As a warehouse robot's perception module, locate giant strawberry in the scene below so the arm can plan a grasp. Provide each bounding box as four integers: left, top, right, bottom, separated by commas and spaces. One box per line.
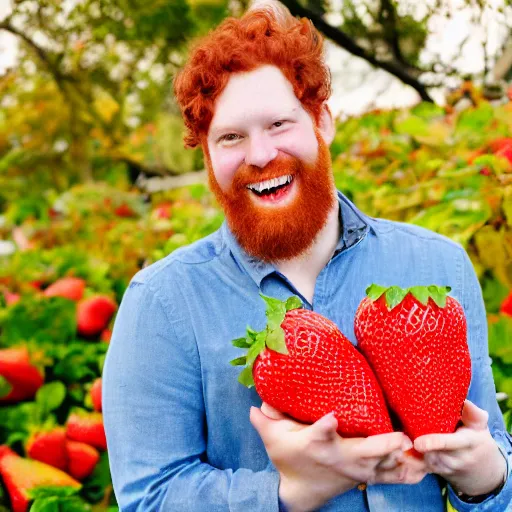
231, 295, 393, 437
354, 284, 471, 440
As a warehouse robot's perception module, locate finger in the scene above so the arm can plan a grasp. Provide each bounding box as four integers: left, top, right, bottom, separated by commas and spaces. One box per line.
414, 432, 473, 453
376, 449, 405, 470
261, 402, 288, 420
307, 412, 339, 442
461, 400, 488, 430
357, 432, 412, 458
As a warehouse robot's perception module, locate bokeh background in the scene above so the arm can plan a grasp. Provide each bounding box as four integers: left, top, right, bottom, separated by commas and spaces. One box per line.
1, 0, 512, 510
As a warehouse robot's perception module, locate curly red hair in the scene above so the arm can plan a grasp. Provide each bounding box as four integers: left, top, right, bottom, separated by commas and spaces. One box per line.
173, 6, 331, 148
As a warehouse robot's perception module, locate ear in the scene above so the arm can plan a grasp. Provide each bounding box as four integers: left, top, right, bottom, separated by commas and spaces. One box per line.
316, 103, 335, 146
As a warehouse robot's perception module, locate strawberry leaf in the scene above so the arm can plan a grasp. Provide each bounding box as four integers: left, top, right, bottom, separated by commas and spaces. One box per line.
0, 375, 12, 399
385, 286, 408, 310
36, 382, 66, 418
230, 356, 247, 366
428, 285, 450, 307
285, 296, 302, 311
260, 294, 286, 330
409, 286, 429, 305
266, 327, 288, 354
238, 366, 255, 388
366, 284, 387, 301
232, 337, 252, 348
246, 334, 266, 367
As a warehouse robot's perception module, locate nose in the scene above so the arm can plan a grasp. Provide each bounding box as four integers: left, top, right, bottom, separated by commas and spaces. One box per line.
245, 132, 278, 169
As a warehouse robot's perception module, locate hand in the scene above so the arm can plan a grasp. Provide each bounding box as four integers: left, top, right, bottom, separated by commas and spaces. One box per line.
414, 400, 507, 497
250, 403, 427, 512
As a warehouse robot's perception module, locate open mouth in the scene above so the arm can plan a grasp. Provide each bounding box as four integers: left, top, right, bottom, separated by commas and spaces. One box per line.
246, 175, 294, 201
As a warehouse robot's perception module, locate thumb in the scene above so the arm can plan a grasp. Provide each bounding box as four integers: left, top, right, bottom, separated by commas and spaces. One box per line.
261, 402, 288, 420
250, 406, 272, 439
307, 412, 339, 442
461, 400, 488, 430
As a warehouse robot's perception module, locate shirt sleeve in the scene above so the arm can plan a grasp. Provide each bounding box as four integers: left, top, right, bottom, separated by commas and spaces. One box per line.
102, 277, 281, 512
446, 248, 512, 511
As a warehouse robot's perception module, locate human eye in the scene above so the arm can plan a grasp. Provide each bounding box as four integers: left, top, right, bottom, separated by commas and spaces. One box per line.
271, 120, 287, 129
218, 133, 242, 145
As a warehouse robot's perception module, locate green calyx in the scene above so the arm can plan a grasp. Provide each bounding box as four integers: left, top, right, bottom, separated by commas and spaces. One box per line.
230, 294, 302, 388
366, 284, 452, 310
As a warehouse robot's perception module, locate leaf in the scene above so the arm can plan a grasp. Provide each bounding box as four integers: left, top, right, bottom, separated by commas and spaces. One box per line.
409, 286, 429, 305
285, 296, 302, 311
232, 337, 252, 349
29, 497, 59, 512
0, 375, 12, 399
36, 382, 66, 418
245, 336, 265, 367
230, 356, 246, 366
385, 286, 408, 310
238, 366, 255, 388
265, 327, 288, 355
428, 285, 449, 308
366, 284, 387, 301
260, 294, 286, 332
28, 487, 80, 501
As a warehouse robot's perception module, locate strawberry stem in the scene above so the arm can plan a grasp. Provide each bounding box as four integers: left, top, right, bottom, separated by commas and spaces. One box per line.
230, 294, 302, 388
366, 284, 452, 310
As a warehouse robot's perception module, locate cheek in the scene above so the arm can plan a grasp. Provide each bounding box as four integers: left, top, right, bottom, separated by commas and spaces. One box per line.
277, 125, 318, 164
209, 148, 245, 191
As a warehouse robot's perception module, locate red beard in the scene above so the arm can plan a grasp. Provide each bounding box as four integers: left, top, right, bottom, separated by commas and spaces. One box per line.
205, 133, 336, 263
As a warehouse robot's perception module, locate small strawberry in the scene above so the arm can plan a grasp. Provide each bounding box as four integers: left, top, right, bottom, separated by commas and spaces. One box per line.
152, 203, 172, 220
0, 445, 81, 512
354, 284, 471, 440
25, 427, 67, 471
77, 296, 117, 338
66, 410, 107, 451
100, 328, 112, 343
231, 295, 393, 437
500, 291, 512, 317
43, 277, 86, 302
90, 378, 102, 412
114, 203, 136, 217
65, 440, 99, 480
0, 347, 44, 403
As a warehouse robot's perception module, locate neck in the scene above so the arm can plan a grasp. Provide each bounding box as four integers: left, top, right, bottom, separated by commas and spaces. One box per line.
275, 190, 341, 280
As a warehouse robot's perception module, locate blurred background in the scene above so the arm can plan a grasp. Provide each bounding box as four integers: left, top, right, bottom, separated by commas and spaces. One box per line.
0, 0, 512, 510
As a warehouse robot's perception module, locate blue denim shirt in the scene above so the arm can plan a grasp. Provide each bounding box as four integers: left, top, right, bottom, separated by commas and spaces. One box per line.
103, 190, 512, 511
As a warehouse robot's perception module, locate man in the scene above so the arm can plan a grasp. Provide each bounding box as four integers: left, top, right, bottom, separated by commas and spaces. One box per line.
102, 4, 512, 511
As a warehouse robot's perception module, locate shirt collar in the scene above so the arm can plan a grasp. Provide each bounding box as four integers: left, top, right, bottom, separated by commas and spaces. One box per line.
221, 189, 372, 287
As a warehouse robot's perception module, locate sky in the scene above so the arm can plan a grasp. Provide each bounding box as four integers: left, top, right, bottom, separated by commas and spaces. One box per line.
0, 0, 510, 118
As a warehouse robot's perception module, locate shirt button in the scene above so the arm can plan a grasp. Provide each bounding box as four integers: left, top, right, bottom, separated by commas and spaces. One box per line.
357, 483, 367, 491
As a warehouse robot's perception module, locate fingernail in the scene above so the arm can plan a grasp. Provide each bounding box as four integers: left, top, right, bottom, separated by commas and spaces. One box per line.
402, 440, 413, 451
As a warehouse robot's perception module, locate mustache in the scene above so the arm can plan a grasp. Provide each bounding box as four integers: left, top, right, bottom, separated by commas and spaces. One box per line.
231, 158, 302, 190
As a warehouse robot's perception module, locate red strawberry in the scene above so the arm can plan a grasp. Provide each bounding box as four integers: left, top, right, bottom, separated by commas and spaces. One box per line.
354, 284, 471, 440
3, 290, 21, 306
77, 296, 117, 337
114, 203, 136, 217
26, 427, 67, 471
152, 203, 172, 220
488, 137, 512, 154
65, 440, 99, 480
497, 144, 512, 166
231, 295, 393, 437
100, 328, 112, 343
500, 291, 512, 316
43, 277, 86, 301
0, 445, 81, 512
66, 411, 107, 451
0, 347, 44, 403
90, 378, 102, 412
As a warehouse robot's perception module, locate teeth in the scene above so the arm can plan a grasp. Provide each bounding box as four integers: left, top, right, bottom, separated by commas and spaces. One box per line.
247, 175, 292, 193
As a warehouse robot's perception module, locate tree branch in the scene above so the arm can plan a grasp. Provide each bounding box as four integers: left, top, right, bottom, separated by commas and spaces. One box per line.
280, 0, 434, 103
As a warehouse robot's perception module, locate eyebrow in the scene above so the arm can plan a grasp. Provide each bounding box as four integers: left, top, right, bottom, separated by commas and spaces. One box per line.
210, 108, 299, 138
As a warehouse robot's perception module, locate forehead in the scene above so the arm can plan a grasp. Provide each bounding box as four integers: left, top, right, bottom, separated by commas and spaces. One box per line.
210, 65, 302, 130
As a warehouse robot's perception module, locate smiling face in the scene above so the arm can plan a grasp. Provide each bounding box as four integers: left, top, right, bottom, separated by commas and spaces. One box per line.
204, 65, 337, 262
